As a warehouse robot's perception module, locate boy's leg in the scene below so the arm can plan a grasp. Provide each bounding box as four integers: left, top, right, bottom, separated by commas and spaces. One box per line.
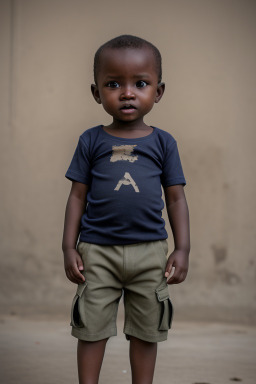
129, 336, 157, 384
77, 338, 108, 384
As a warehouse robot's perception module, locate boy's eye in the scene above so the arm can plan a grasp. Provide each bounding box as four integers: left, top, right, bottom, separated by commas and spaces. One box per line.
106, 81, 120, 88
136, 80, 147, 88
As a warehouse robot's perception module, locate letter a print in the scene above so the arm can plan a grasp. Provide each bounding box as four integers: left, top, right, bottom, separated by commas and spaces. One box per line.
114, 172, 140, 193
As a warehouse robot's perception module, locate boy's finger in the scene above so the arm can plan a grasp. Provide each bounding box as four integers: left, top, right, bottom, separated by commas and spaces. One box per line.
76, 257, 84, 271
165, 264, 175, 278
73, 265, 85, 282
67, 269, 76, 284
179, 271, 187, 283
66, 266, 83, 284
168, 268, 188, 284
167, 267, 181, 284
165, 260, 172, 275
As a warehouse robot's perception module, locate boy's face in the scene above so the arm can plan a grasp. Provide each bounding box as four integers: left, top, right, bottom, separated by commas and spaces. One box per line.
91, 47, 165, 124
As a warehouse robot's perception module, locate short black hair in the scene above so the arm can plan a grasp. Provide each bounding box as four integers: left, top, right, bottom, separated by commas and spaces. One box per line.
93, 35, 162, 84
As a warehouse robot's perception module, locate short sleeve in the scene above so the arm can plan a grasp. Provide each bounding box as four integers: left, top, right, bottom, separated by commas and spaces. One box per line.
65, 136, 91, 184
161, 140, 186, 187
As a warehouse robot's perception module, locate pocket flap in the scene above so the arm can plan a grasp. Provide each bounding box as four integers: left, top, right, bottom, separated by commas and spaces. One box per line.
155, 284, 169, 302
155, 283, 173, 330
76, 282, 87, 297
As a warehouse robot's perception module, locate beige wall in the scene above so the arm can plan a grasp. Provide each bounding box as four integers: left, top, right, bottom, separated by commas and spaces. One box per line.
1, 0, 255, 323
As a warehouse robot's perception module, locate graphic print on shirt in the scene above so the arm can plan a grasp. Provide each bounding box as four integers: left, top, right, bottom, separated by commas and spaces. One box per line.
111, 145, 140, 193
114, 172, 140, 193
110, 145, 138, 163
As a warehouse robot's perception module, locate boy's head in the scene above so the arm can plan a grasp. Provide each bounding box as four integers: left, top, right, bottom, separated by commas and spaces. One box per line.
91, 35, 165, 123
93, 35, 162, 85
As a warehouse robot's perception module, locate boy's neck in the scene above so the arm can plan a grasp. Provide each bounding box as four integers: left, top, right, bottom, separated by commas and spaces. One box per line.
103, 120, 153, 139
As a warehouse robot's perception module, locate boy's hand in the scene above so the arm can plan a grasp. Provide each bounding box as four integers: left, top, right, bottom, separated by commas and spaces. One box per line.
165, 249, 189, 284
64, 249, 85, 284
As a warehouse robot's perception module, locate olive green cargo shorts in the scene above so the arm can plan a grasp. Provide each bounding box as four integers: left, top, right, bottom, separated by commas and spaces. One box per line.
70, 240, 173, 343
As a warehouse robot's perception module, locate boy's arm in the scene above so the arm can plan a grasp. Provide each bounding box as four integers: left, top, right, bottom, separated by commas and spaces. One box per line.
164, 184, 190, 284
62, 181, 88, 284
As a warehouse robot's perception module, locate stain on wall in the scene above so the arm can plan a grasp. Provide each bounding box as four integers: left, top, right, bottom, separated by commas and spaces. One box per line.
212, 245, 227, 265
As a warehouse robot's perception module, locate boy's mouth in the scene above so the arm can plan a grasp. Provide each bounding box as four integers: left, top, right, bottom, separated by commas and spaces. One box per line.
120, 104, 136, 110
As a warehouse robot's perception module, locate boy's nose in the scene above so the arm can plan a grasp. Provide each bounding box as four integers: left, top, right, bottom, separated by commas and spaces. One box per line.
120, 86, 135, 100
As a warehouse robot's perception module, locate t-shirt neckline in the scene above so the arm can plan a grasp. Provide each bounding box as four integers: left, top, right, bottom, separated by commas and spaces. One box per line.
99, 125, 157, 142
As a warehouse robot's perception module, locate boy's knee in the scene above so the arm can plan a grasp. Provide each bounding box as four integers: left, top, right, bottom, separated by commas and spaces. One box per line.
78, 338, 109, 348
129, 335, 157, 346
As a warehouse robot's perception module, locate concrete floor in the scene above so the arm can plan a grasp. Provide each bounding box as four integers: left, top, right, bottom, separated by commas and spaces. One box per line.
0, 313, 255, 384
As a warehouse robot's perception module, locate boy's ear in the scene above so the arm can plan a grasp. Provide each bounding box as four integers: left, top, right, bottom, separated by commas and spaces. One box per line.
155, 82, 165, 103
91, 84, 102, 104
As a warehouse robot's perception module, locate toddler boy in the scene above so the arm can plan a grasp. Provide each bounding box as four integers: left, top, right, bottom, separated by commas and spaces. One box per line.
63, 35, 190, 384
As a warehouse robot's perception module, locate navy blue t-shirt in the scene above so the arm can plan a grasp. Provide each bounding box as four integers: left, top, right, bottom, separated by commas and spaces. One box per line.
65, 125, 186, 245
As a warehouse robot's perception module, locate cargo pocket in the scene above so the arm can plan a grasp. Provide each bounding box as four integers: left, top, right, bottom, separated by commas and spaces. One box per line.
70, 282, 87, 328
155, 283, 173, 331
